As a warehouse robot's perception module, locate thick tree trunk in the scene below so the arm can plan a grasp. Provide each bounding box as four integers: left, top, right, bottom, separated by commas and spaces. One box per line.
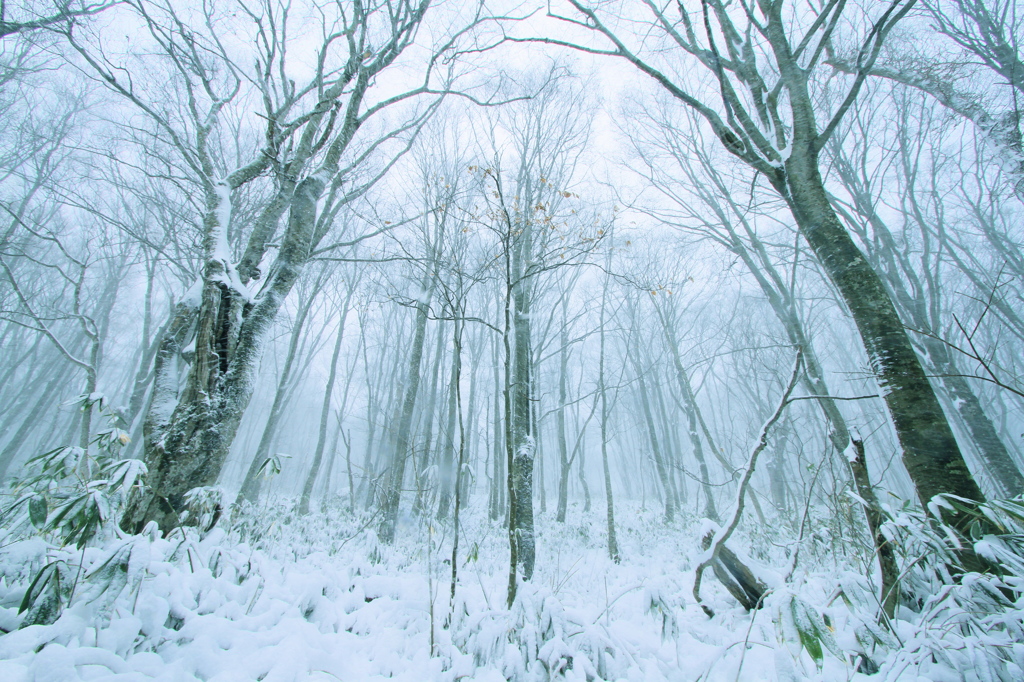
778, 151, 986, 535
126, 173, 329, 534
511, 269, 535, 581
925, 339, 1024, 497
832, 154, 1024, 496
712, 204, 901, 621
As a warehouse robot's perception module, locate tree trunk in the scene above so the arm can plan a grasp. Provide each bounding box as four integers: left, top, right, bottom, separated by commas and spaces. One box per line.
510, 258, 536, 582
653, 379, 688, 505
437, 324, 460, 520
490, 327, 506, 522
848, 439, 900, 621
449, 316, 467, 608
599, 268, 620, 563
414, 321, 445, 516
463, 337, 480, 504
831, 145, 1024, 497
126, 172, 332, 534
925, 340, 1024, 497
636, 371, 676, 523
578, 433, 591, 513
378, 280, 434, 544
656, 312, 719, 521
0, 369, 65, 481
299, 292, 353, 515
235, 284, 318, 505
777, 149, 985, 538
556, 304, 571, 523
700, 531, 768, 611
937, 360, 1019, 493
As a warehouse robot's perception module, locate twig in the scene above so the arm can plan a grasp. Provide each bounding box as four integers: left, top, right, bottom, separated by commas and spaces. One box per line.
693, 349, 803, 618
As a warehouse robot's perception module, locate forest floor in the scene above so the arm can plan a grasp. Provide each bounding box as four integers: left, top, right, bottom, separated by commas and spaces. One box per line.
0, 498, 1008, 681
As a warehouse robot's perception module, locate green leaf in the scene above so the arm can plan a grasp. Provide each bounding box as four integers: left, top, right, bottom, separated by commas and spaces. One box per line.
82, 542, 132, 606
28, 495, 47, 528
945, 497, 982, 518
791, 598, 823, 667
18, 561, 71, 627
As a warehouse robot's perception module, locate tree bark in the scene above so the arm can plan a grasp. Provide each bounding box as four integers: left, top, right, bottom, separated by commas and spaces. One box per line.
700, 531, 768, 611
0, 370, 65, 481
413, 320, 445, 516
847, 439, 900, 621
599, 263, 620, 563
437, 323, 460, 520
556, 301, 571, 523
510, 247, 536, 582
489, 323, 506, 522
126, 172, 331, 534
655, 305, 720, 521
776, 150, 986, 535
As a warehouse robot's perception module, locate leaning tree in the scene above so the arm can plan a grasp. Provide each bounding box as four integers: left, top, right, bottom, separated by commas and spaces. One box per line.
502, 0, 989, 550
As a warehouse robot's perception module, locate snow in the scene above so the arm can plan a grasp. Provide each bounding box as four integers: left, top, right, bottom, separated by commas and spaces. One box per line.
212, 180, 233, 265
843, 442, 859, 463
181, 278, 205, 309
205, 179, 255, 305
1, 499, 1021, 681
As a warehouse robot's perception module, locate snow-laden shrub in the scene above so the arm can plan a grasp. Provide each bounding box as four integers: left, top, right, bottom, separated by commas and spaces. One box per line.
871, 497, 1024, 681
451, 580, 629, 681
0, 394, 147, 628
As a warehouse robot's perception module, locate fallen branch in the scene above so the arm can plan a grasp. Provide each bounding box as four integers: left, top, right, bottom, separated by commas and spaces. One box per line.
693, 349, 803, 618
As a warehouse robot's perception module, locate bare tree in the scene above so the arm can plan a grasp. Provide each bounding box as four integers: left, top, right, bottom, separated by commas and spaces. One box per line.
0, 0, 113, 39
298, 274, 358, 515
504, 0, 990, 555
827, 0, 1024, 184
59, 0, 468, 533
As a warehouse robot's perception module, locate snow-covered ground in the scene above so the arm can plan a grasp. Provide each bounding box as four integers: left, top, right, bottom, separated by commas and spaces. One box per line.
0, 499, 1020, 681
